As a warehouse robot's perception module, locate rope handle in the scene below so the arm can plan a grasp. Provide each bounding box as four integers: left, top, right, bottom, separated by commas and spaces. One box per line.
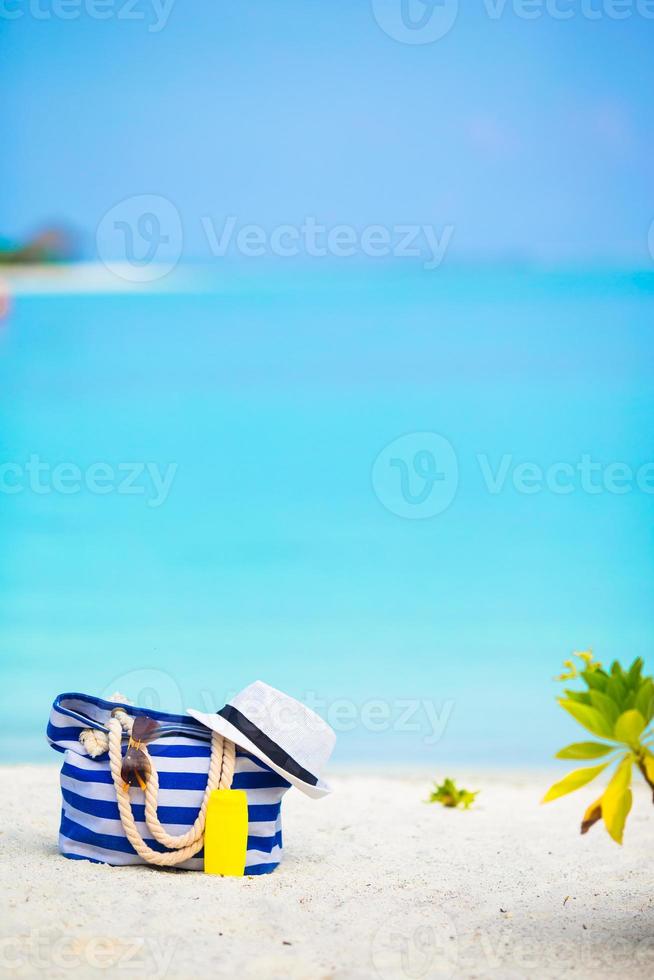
80, 707, 235, 867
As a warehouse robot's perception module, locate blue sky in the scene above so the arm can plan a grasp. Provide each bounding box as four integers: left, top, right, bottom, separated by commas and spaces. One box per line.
2, 2, 653, 264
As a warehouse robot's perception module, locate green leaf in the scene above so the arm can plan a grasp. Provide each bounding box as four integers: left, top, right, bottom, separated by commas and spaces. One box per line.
635, 681, 654, 723
541, 763, 609, 803
606, 675, 627, 707
589, 690, 620, 726
563, 690, 592, 705
627, 657, 644, 687
558, 699, 614, 739
582, 670, 607, 692
614, 709, 646, 744
556, 742, 614, 760
602, 757, 633, 844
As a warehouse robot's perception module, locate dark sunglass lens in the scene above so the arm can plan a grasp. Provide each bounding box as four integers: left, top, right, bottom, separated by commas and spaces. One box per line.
121, 746, 150, 786
131, 715, 159, 743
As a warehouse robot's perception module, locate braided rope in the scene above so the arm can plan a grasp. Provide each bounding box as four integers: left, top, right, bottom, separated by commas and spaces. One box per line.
101, 708, 234, 867
141, 725, 235, 849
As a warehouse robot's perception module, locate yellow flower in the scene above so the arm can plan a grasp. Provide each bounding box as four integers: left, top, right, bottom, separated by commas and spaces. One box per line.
575, 649, 602, 671
555, 659, 579, 681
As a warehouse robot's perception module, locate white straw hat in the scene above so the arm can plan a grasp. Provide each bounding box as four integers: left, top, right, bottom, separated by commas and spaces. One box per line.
187, 681, 335, 798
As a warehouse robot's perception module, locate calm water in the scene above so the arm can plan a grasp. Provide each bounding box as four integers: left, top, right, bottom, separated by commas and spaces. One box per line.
2, 267, 653, 766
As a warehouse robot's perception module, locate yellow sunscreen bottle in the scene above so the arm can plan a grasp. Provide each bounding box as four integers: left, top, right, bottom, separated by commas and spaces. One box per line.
204, 789, 248, 876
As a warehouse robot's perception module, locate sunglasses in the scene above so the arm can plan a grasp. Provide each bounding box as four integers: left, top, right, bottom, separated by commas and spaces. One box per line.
120, 715, 160, 791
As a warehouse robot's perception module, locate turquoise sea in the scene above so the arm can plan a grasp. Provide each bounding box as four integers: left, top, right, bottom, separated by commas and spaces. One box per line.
2, 267, 653, 767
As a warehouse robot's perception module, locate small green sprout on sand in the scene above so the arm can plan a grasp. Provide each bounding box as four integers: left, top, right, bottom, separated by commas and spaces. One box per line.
543, 650, 654, 844
427, 777, 478, 809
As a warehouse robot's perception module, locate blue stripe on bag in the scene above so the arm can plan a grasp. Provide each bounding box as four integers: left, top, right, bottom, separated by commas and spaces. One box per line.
61, 761, 290, 791
61, 786, 281, 826
48, 726, 272, 764
47, 723, 88, 743
47, 724, 215, 757
59, 850, 278, 875
148, 744, 210, 758
60, 814, 283, 860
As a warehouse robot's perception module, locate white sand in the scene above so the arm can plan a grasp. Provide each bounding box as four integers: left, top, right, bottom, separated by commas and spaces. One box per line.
2, 766, 653, 979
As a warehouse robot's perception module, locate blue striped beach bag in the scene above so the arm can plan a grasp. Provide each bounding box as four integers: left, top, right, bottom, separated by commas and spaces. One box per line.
47, 682, 335, 875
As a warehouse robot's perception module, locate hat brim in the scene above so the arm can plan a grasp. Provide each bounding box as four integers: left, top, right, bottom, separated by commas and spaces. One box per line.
186, 709, 332, 799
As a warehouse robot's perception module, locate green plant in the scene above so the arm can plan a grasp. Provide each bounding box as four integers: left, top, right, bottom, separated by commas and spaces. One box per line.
543, 650, 654, 843
427, 777, 478, 809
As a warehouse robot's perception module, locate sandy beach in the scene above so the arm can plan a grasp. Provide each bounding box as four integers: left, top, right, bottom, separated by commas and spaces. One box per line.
2, 766, 653, 979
